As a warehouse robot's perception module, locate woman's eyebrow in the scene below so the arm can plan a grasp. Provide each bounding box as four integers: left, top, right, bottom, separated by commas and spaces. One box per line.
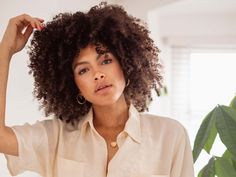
73, 61, 88, 71
96, 54, 102, 61
73, 53, 110, 70
96, 53, 109, 60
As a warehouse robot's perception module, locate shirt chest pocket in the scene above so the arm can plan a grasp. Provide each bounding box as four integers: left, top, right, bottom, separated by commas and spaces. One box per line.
56, 157, 85, 177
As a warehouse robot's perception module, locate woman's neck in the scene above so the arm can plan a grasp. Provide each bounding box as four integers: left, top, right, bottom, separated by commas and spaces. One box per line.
92, 95, 129, 129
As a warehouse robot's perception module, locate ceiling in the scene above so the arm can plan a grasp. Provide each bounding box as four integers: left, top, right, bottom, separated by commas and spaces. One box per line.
111, 0, 236, 20
155, 0, 236, 15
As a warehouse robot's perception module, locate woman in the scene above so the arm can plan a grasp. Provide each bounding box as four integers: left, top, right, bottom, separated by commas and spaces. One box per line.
0, 2, 195, 177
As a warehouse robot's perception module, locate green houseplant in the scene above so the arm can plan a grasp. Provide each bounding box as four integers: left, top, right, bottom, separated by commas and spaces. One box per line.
193, 95, 236, 177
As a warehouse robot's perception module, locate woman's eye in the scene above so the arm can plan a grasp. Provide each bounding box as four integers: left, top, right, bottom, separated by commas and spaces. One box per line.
102, 59, 112, 65
78, 68, 88, 75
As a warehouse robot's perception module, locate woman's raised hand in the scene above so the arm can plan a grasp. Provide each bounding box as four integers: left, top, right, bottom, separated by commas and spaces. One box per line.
0, 14, 45, 156
0, 14, 44, 57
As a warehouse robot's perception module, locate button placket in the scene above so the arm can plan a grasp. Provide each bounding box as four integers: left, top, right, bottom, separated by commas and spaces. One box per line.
107, 136, 141, 177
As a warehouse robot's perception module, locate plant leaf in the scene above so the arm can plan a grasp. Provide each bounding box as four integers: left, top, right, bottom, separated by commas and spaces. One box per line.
200, 157, 215, 177
230, 95, 236, 110
222, 105, 236, 122
198, 168, 203, 177
204, 114, 217, 154
192, 107, 216, 162
222, 150, 236, 170
222, 150, 233, 165
233, 158, 236, 171
215, 105, 236, 158
215, 157, 236, 177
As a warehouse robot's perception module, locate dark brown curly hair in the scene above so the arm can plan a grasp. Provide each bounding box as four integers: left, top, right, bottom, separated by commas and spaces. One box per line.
28, 2, 163, 125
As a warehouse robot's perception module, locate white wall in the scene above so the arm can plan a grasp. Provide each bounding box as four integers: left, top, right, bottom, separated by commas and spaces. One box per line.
147, 1, 236, 116
158, 13, 236, 46
112, 0, 182, 21
152, 0, 236, 46
146, 0, 236, 119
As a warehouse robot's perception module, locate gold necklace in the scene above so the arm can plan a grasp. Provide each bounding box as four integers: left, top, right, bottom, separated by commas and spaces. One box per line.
110, 141, 117, 148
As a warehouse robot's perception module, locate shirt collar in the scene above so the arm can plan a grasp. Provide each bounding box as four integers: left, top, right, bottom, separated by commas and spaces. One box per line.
79, 104, 141, 144
123, 104, 141, 143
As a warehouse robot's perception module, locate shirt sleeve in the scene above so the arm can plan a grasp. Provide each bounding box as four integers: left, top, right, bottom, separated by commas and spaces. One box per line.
170, 125, 195, 177
4, 118, 60, 177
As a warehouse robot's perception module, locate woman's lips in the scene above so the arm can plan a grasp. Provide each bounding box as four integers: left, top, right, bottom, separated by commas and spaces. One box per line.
95, 85, 112, 95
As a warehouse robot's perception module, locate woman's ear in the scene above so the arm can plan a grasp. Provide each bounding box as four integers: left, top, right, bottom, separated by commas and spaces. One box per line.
78, 89, 83, 96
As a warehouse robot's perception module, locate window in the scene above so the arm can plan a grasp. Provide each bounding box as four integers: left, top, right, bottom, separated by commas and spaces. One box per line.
170, 47, 236, 121
190, 52, 236, 117
170, 46, 236, 174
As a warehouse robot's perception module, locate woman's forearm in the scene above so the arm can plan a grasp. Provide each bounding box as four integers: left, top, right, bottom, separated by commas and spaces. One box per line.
0, 42, 12, 129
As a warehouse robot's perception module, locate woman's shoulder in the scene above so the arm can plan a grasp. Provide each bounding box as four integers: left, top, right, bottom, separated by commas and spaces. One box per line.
11, 117, 72, 135
139, 112, 186, 135
40, 117, 80, 133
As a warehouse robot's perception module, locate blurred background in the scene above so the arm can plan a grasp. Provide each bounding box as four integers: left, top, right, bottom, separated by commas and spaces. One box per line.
1, 0, 236, 176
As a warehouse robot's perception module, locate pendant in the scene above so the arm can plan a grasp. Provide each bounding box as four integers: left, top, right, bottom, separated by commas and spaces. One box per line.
110, 141, 117, 148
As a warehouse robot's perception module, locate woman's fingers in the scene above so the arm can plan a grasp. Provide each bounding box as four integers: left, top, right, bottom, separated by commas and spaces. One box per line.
34, 18, 45, 30
17, 20, 30, 33
12, 14, 44, 31
35, 17, 44, 22
23, 25, 34, 40
1, 14, 45, 55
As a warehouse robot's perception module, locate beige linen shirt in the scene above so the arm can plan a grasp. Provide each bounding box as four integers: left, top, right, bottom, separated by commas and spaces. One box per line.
4, 104, 195, 177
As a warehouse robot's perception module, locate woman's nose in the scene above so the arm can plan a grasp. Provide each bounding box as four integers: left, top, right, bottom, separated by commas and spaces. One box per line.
94, 72, 105, 81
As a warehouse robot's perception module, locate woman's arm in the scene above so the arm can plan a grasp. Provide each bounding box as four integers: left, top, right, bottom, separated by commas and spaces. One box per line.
0, 43, 18, 156
0, 14, 44, 156
170, 126, 195, 177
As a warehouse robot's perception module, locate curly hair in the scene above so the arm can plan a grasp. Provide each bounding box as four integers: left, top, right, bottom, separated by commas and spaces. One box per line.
28, 2, 163, 125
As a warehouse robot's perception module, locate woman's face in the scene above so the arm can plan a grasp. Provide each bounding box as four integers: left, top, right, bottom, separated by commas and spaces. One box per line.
72, 45, 126, 106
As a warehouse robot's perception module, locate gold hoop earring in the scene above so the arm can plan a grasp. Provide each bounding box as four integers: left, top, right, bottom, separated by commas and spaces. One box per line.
76, 94, 86, 104
126, 79, 130, 87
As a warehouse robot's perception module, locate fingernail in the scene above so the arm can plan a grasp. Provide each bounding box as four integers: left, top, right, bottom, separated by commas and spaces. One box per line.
40, 24, 45, 29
